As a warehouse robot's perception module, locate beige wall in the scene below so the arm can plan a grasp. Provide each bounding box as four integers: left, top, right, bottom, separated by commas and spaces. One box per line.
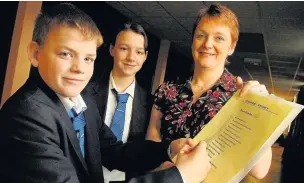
1, 2, 42, 107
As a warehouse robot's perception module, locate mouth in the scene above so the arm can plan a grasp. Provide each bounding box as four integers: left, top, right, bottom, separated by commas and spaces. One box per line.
123, 63, 137, 67
198, 51, 216, 56
63, 77, 84, 84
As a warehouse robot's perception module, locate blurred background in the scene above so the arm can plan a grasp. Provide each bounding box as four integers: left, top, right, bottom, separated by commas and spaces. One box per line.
1, 2, 304, 183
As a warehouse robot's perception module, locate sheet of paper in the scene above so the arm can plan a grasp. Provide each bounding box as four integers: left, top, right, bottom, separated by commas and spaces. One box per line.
178, 90, 303, 183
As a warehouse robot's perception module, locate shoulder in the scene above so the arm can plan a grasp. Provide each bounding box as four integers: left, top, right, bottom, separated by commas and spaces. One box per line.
1, 81, 41, 113
157, 80, 183, 92
1, 80, 62, 126
86, 72, 110, 95
218, 68, 238, 92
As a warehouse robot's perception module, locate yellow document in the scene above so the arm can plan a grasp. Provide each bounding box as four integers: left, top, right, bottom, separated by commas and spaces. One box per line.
185, 90, 303, 183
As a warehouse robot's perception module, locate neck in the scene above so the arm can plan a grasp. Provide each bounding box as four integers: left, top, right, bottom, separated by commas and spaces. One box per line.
112, 69, 135, 93
192, 66, 224, 91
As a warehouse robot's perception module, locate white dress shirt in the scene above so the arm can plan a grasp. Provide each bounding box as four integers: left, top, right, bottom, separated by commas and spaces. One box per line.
102, 72, 135, 183
57, 94, 87, 114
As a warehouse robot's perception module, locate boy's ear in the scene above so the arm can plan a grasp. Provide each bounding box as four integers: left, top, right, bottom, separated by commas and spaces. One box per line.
28, 41, 40, 67
109, 44, 114, 57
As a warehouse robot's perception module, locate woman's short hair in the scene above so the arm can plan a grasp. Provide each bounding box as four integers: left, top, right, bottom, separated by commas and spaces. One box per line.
192, 4, 239, 46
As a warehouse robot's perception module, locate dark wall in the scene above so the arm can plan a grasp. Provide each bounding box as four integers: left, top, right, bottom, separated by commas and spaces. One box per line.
164, 45, 193, 83
42, 1, 160, 93
0, 2, 19, 104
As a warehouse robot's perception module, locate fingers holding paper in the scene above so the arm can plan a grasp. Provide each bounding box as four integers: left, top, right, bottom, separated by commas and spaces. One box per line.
176, 141, 211, 183
236, 76, 269, 97
169, 138, 198, 158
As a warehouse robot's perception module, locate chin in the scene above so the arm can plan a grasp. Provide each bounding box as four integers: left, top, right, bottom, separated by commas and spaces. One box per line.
196, 63, 216, 70
122, 71, 136, 77
62, 87, 85, 98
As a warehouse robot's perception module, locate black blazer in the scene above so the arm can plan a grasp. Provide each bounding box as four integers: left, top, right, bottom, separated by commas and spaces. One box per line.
89, 71, 153, 142
88, 71, 153, 180
0, 75, 183, 183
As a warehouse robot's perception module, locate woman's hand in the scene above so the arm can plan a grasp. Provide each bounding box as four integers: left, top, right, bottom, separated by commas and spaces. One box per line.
236, 77, 269, 97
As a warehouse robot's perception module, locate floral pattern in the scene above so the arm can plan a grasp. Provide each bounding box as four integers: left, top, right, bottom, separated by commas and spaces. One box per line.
153, 69, 238, 141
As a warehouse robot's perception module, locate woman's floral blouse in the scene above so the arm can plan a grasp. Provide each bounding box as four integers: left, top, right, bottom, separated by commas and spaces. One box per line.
153, 69, 238, 141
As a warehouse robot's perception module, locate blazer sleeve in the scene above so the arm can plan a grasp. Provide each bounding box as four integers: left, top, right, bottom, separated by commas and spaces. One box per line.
0, 102, 79, 183
98, 121, 171, 172
128, 166, 184, 183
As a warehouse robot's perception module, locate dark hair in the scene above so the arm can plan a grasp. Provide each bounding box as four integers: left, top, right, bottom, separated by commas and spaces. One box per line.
111, 22, 148, 50
192, 4, 239, 45
33, 3, 103, 47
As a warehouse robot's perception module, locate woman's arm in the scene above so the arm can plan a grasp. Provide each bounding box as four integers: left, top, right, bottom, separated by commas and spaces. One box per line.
146, 106, 163, 142
249, 147, 272, 179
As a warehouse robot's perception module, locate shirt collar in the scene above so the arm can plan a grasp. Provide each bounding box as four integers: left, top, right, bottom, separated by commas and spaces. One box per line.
57, 93, 87, 114
217, 68, 237, 92
185, 68, 237, 92
109, 71, 135, 99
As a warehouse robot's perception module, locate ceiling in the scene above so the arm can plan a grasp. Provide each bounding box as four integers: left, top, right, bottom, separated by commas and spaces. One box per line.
105, 1, 304, 101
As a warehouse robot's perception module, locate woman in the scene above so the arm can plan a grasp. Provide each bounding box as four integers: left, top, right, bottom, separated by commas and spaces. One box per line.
146, 4, 272, 179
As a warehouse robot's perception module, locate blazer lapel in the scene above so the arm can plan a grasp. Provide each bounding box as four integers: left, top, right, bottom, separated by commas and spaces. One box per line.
82, 90, 103, 181
91, 72, 110, 123
34, 75, 89, 174
128, 83, 148, 141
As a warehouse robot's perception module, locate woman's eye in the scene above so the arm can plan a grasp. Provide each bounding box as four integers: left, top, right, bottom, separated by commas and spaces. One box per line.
196, 34, 206, 39
215, 36, 225, 41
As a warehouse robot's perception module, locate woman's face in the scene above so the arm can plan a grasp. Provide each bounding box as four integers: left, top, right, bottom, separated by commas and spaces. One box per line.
192, 17, 236, 71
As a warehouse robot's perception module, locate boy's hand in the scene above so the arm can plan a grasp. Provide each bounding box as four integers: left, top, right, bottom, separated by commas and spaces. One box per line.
176, 141, 211, 183
169, 138, 198, 158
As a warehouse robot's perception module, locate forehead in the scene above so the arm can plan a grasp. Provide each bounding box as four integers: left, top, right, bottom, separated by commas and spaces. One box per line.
115, 30, 145, 49
44, 25, 98, 51
197, 17, 231, 35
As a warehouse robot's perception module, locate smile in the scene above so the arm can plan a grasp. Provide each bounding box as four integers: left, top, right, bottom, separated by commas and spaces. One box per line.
199, 51, 216, 56
63, 77, 84, 84
124, 63, 136, 67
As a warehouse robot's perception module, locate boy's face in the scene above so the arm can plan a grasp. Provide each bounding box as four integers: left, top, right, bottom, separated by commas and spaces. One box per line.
31, 26, 97, 97
110, 30, 147, 78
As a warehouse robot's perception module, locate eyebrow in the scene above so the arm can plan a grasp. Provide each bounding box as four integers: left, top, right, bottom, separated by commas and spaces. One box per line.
117, 43, 145, 50
198, 29, 227, 36
86, 53, 97, 57
61, 46, 96, 57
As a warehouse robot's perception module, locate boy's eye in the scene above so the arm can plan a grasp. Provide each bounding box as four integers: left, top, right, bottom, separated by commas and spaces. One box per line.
137, 51, 145, 55
84, 57, 95, 63
59, 52, 72, 59
120, 47, 127, 51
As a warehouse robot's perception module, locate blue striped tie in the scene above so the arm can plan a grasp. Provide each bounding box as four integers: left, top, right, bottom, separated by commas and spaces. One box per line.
68, 108, 86, 157
110, 89, 129, 141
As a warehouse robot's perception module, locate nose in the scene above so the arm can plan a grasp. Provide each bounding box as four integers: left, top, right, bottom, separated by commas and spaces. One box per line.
71, 58, 85, 74
202, 36, 213, 50
126, 50, 136, 62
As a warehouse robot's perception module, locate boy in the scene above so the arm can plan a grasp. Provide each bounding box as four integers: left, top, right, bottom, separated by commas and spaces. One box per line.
90, 23, 152, 182
0, 3, 211, 183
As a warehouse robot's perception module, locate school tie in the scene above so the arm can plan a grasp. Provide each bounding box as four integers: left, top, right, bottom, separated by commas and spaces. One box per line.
110, 89, 129, 141
68, 108, 86, 157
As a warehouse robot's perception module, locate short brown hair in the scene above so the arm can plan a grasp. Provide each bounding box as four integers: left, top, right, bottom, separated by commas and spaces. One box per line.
112, 22, 148, 51
33, 3, 103, 48
192, 4, 239, 46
